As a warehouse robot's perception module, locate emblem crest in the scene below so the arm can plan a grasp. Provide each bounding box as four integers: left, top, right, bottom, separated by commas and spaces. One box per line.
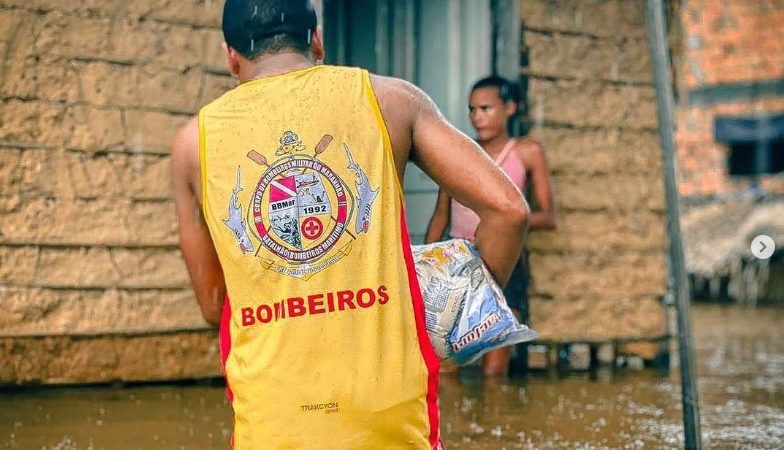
224, 131, 379, 280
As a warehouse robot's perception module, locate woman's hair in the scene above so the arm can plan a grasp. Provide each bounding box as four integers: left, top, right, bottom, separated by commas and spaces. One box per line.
471, 75, 528, 135
471, 75, 521, 105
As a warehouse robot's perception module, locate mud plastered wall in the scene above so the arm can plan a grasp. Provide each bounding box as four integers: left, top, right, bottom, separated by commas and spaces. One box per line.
0, 0, 233, 383
520, 0, 668, 340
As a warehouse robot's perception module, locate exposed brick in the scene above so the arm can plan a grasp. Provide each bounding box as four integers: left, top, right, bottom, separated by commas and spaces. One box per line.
156, 24, 210, 72
0, 55, 82, 102
124, 200, 179, 244
15, 12, 217, 72
680, 0, 784, 86
104, 19, 208, 71
0, 10, 25, 83
143, 0, 223, 28
530, 295, 666, 340
117, 153, 172, 198
40, 15, 114, 61
678, 0, 784, 197
0, 0, 126, 15
715, 97, 784, 115
0, 0, 226, 27
3, 150, 171, 199
124, 110, 189, 153
0, 149, 20, 189
0, 245, 38, 284
529, 251, 667, 301
528, 79, 657, 129
0, 100, 68, 147
203, 28, 228, 72
104, 247, 188, 287
0, 198, 177, 246
527, 210, 666, 253
521, 0, 646, 38
77, 62, 201, 111
0, 102, 122, 152
0, 286, 205, 335
535, 128, 661, 175
0, 246, 188, 288
525, 31, 651, 82
676, 96, 784, 198
66, 105, 125, 152
61, 152, 123, 199
105, 18, 168, 65
7, 149, 105, 199
553, 173, 666, 212
759, 176, 784, 195
2, 11, 54, 62
0, 332, 221, 384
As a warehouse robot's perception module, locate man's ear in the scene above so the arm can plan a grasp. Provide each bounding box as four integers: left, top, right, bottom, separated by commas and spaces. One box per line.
310, 26, 325, 62
223, 42, 241, 77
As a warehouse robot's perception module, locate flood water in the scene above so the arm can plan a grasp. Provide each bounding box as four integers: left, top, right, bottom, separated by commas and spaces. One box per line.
1, 304, 782, 449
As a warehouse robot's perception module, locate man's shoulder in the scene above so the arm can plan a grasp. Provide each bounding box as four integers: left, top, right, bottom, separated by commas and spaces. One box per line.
370, 74, 429, 107
368, 73, 411, 91
171, 116, 200, 182
173, 116, 199, 150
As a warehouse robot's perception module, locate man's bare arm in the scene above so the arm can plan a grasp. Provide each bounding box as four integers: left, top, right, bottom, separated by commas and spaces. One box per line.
404, 82, 529, 285
171, 117, 226, 326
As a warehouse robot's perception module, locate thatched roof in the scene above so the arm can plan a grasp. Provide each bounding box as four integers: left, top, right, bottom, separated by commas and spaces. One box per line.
681, 200, 784, 277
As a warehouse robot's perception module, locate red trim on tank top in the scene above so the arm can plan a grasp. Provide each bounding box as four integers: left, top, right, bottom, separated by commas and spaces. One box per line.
219, 294, 234, 403
399, 207, 442, 448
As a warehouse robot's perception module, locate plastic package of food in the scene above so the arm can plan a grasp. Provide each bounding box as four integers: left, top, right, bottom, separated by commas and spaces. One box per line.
413, 239, 537, 365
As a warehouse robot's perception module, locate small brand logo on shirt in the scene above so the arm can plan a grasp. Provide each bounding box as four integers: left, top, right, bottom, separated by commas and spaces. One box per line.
301, 402, 339, 414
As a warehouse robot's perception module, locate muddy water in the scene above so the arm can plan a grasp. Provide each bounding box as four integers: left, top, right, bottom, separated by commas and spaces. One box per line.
1, 304, 782, 449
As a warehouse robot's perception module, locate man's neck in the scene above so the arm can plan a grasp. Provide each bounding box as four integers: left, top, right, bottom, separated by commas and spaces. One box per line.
239, 52, 315, 82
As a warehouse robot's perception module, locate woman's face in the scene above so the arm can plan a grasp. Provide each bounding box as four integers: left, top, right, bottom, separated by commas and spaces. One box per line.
469, 87, 516, 141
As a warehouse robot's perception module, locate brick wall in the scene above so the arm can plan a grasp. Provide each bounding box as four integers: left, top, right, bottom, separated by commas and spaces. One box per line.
520, 0, 667, 340
680, 0, 783, 89
0, 0, 233, 383
676, 0, 784, 198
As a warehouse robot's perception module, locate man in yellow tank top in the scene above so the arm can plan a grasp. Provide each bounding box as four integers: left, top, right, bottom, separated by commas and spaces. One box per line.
171, 1, 529, 448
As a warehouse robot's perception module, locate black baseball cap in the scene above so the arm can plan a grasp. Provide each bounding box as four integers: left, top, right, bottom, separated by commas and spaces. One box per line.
222, 0, 317, 58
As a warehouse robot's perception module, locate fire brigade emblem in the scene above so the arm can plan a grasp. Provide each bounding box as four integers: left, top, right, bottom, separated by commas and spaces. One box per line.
224, 130, 378, 280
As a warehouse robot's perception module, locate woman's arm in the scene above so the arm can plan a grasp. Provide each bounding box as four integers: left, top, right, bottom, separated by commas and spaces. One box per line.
424, 188, 451, 243
519, 139, 558, 230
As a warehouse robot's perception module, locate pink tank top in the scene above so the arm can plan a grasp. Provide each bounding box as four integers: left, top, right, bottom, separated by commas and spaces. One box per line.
449, 139, 525, 241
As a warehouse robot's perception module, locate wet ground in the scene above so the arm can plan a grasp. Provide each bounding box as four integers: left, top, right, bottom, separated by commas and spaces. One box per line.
1, 304, 782, 449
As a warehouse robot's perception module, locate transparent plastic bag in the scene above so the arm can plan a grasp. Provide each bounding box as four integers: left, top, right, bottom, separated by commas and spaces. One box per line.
413, 239, 537, 365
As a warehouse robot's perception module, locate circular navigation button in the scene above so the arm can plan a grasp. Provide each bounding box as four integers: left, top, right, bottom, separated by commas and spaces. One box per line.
751, 235, 775, 260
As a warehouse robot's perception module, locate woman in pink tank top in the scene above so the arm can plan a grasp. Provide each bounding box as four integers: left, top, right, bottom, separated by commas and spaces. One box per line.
425, 76, 558, 376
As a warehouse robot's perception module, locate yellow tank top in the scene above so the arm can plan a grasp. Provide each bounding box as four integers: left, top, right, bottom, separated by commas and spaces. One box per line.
199, 65, 440, 449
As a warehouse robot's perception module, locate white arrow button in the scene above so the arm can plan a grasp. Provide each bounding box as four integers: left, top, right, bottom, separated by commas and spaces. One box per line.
751, 235, 775, 260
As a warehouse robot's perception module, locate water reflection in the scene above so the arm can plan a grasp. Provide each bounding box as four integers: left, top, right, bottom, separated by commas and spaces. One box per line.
1, 305, 782, 449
